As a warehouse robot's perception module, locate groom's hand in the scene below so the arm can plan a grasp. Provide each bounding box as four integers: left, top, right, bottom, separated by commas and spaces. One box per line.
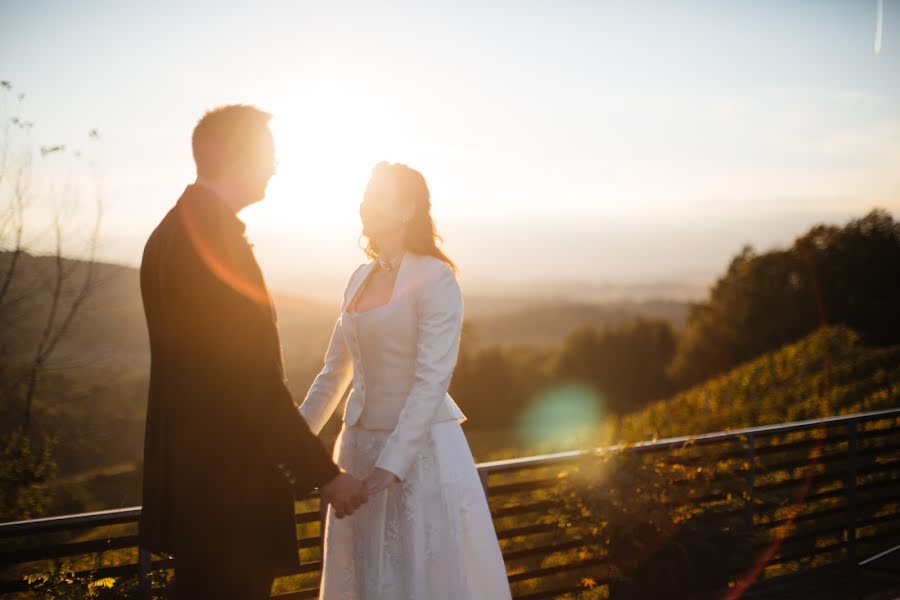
320, 472, 368, 518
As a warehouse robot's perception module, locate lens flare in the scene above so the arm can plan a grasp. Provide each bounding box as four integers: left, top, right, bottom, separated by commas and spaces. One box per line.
516, 382, 604, 452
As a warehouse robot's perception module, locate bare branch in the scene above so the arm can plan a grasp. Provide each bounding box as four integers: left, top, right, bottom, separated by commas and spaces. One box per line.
42, 189, 104, 360
22, 214, 63, 435
1, 85, 106, 437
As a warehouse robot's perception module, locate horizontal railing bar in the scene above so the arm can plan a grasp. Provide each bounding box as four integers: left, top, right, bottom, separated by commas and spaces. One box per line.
512, 585, 587, 600
654, 434, 843, 465
751, 472, 900, 515
491, 500, 556, 519
858, 424, 900, 443
742, 562, 857, 597
479, 449, 587, 474
753, 432, 848, 455
753, 487, 900, 531
480, 408, 900, 474
763, 522, 900, 569
0, 534, 139, 565
754, 539, 848, 569
761, 510, 900, 551
0, 506, 142, 537
502, 539, 586, 562
649, 428, 895, 470
762, 529, 897, 572
859, 541, 900, 567
507, 557, 608, 583
0, 530, 324, 566
488, 477, 559, 496
749, 450, 847, 477
271, 588, 320, 599
295, 510, 320, 524
496, 522, 558, 540
752, 459, 892, 497
758, 504, 848, 531
509, 558, 606, 583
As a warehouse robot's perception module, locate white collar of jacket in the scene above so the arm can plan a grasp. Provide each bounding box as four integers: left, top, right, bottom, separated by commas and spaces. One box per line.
341, 251, 414, 314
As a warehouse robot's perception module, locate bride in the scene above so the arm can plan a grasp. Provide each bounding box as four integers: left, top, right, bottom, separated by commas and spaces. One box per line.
299, 162, 511, 599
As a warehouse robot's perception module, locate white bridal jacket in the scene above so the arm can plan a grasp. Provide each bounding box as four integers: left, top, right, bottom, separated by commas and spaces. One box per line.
299, 252, 467, 480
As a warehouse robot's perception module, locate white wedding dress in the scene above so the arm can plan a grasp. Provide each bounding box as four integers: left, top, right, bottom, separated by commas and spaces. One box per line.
321, 418, 510, 600
300, 255, 511, 600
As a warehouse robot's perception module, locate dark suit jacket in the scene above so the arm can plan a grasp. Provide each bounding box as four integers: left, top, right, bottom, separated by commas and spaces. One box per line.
138, 183, 340, 575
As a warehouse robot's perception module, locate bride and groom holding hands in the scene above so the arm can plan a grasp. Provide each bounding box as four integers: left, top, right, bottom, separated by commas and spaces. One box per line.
138, 104, 511, 599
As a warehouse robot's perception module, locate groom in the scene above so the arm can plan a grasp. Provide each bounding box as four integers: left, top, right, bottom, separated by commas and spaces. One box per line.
139, 105, 367, 599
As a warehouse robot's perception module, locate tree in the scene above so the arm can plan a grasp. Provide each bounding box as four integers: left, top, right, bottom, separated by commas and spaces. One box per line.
0, 81, 103, 520
553, 318, 677, 415
669, 209, 900, 389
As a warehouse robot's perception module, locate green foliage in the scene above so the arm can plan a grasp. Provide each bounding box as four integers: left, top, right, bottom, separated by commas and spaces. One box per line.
0, 428, 58, 520
551, 447, 756, 598
451, 336, 555, 429
452, 317, 678, 433
670, 209, 900, 388
621, 324, 900, 442
552, 318, 677, 415
24, 565, 170, 599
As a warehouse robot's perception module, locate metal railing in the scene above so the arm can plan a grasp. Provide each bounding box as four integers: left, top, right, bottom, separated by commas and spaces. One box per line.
858, 541, 900, 599
2, 407, 899, 598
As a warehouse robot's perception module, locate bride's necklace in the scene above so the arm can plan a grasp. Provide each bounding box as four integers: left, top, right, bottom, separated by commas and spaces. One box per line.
377, 252, 405, 272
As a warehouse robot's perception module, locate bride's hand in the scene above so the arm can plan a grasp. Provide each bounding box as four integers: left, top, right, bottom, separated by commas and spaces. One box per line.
362, 467, 400, 496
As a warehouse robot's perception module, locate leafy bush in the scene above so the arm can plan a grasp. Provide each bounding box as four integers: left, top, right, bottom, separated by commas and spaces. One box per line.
25, 565, 171, 599
551, 447, 757, 599
0, 427, 57, 520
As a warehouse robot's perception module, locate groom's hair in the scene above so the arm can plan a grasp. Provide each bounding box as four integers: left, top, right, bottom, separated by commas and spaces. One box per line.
192, 104, 272, 177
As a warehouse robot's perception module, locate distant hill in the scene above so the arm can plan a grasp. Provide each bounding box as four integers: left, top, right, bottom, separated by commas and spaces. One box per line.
464, 278, 706, 307
1, 251, 689, 376
465, 299, 687, 347
0, 251, 355, 377
619, 325, 900, 442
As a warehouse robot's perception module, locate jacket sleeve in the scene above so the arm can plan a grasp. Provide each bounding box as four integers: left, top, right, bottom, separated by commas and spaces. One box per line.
299, 316, 354, 435
299, 264, 364, 434
172, 210, 341, 496
374, 261, 463, 480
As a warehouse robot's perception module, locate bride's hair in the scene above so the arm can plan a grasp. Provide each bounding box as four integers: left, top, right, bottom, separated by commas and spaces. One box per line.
361, 162, 456, 272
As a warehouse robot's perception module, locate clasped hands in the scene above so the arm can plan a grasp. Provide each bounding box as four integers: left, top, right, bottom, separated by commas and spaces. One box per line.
319, 467, 400, 519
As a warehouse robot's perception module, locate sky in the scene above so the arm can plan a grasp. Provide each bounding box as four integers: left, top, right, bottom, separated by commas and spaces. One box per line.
1, 0, 898, 301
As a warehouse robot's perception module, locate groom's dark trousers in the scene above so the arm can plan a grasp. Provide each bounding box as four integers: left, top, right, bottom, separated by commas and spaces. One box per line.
138, 184, 341, 598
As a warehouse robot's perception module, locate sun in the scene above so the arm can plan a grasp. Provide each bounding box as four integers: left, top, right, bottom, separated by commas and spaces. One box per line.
241, 81, 417, 237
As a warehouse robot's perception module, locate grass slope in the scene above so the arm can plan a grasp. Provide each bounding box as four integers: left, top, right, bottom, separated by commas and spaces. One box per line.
620, 325, 900, 441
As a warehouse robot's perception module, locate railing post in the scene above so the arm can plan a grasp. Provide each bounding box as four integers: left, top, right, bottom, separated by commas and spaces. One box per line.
847, 419, 858, 562
319, 497, 328, 546
745, 432, 756, 531
138, 546, 151, 598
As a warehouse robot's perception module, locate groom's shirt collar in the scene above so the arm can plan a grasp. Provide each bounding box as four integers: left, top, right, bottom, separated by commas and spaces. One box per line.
182, 182, 248, 236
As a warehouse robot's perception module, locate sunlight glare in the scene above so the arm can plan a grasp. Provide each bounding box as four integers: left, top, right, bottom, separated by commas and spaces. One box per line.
241, 80, 418, 238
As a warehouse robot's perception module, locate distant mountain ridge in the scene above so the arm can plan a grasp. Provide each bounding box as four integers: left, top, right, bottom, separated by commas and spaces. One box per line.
1, 251, 691, 374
